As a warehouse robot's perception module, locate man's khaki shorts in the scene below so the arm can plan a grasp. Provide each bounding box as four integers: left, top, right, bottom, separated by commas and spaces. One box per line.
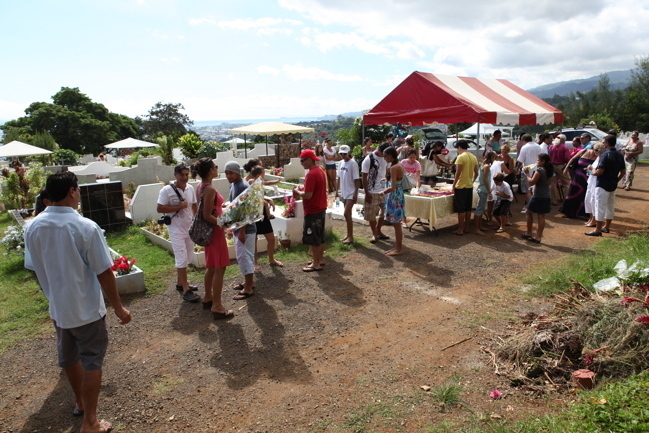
363, 193, 385, 222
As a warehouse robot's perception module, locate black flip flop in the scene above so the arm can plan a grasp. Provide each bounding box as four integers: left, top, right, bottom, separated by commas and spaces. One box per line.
521, 234, 532, 240
212, 310, 234, 320
302, 266, 323, 272
233, 291, 254, 300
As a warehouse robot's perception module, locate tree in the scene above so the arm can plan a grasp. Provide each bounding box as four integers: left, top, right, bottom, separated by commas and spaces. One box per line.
155, 135, 177, 166
621, 55, 649, 131
0, 87, 140, 155
142, 102, 193, 138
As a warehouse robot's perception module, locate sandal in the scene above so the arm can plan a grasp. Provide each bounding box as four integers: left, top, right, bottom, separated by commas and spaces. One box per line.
233, 291, 254, 300
302, 266, 323, 272
212, 309, 234, 320
496, 228, 504, 233
233, 284, 255, 291
270, 260, 284, 267
521, 233, 532, 240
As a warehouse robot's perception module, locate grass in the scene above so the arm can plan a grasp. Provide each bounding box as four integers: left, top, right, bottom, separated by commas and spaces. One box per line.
0, 214, 366, 352
419, 372, 649, 433
431, 376, 463, 408
521, 233, 649, 297
0, 212, 50, 354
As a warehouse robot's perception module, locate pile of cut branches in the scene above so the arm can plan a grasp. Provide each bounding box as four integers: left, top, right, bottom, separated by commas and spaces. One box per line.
487, 279, 649, 392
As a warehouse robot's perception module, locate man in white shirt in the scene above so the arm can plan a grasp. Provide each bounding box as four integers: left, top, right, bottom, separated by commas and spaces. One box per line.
335, 145, 360, 244
362, 143, 390, 243
157, 163, 200, 303
24, 171, 131, 433
516, 134, 542, 212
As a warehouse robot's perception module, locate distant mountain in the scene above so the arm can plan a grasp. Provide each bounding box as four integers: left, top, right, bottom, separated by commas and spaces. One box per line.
528, 70, 633, 99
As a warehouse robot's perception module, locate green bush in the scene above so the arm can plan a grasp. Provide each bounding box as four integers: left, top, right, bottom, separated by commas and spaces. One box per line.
53, 149, 80, 166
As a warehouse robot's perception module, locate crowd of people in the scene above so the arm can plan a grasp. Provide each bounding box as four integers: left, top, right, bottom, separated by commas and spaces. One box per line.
20, 127, 641, 432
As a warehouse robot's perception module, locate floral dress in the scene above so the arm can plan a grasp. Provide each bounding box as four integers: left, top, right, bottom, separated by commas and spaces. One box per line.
385, 181, 405, 223
622, 140, 642, 188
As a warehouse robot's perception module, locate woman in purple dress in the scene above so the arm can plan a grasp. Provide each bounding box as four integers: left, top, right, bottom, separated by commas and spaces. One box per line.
558, 147, 599, 218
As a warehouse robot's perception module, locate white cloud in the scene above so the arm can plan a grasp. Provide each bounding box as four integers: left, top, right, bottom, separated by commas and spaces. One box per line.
160, 57, 180, 64
257, 64, 362, 82
280, 0, 649, 89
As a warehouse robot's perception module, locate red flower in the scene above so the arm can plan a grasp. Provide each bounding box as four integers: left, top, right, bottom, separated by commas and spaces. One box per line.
621, 296, 646, 307
118, 263, 129, 271
634, 315, 649, 325
584, 353, 596, 366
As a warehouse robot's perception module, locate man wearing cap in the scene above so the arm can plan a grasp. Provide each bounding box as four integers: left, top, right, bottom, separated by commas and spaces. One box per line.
157, 163, 200, 303
224, 161, 257, 299
293, 149, 328, 272
362, 142, 390, 243
335, 145, 360, 244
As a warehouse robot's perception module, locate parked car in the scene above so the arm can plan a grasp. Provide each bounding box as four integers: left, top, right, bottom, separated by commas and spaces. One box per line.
551, 128, 624, 150
422, 127, 447, 146
445, 139, 483, 162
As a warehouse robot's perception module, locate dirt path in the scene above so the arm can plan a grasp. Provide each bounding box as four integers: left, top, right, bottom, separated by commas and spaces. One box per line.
1, 165, 648, 433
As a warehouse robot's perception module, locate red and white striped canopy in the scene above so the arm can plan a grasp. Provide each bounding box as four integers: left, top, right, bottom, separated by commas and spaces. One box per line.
363, 71, 563, 126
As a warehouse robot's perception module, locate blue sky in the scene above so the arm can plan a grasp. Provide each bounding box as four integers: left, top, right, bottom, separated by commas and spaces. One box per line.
1, 0, 648, 122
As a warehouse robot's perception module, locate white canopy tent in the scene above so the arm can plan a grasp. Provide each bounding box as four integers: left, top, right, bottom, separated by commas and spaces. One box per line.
0, 140, 53, 158
224, 137, 246, 145
104, 137, 157, 149
229, 122, 314, 160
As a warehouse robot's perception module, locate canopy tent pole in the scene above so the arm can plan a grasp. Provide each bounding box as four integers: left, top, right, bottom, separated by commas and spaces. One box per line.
265, 136, 268, 156
477, 123, 481, 154
244, 134, 247, 159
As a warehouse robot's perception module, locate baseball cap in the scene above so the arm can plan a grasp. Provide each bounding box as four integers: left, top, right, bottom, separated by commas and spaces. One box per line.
299, 149, 320, 161
339, 145, 351, 154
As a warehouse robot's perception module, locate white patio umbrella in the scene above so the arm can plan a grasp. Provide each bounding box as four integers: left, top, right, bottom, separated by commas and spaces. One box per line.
0, 140, 53, 158
229, 122, 314, 159
104, 137, 157, 149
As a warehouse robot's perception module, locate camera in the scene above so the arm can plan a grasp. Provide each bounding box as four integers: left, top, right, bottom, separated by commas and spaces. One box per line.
158, 215, 172, 225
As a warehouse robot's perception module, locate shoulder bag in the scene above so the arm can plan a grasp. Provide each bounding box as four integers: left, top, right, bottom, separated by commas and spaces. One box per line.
401, 171, 415, 190
189, 184, 214, 247
421, 154, 439, 177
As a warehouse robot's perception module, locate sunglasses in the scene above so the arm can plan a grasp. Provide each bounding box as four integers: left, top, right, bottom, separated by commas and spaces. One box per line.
300, 158, 308, 162
339, 152, 348, 156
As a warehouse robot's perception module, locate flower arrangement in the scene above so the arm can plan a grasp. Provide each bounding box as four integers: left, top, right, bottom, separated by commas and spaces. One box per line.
111, 255, 137, 276
218, 178, 265, 230
270, 166, 284, 176
282, 195, 296, 218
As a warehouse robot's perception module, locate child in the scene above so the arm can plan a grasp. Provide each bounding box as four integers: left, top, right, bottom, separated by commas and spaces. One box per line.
492, 173, 513, 233
250, 166, 283, 270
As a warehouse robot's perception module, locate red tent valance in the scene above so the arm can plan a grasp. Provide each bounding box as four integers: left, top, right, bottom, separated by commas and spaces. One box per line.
363, 71, 563, 126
